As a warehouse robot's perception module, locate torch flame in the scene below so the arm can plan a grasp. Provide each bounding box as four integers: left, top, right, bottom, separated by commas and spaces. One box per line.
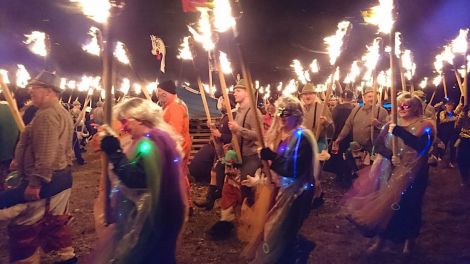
282, 79, 297, 96
419, 77, 428, 89
395, 32, 402, 58
16, 65, 31, 88
133, 83, 142, 95
402, 50, 416, 80
432, 75, 442, 87
219, 51, 232, 74
24, 31, 48, 57
323, 21, 351, 65
188, 8, 214, 51
177, 37, 193, 60
291, 59, 310, 84
82, 27, 101, 56
119, 78, 130, 95
441, 45, 455, 65
451, 28, 469, 54
362, 38, 381, 82
310, 59, 320, 73
213, 0, 236, 32
60, 78, 67, 90
362, 0, 395, 34
70, 0, 111, 24
114, 41, 130, 64
0, 70, 10, 84
344, 61, 361, 84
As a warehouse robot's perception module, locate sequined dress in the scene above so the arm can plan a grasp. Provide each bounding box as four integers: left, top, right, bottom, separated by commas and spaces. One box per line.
253, 128, 319, 263
344, 119, 433, 242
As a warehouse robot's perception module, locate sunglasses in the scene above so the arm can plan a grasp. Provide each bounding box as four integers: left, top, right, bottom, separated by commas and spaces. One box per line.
398, 104, 411, 110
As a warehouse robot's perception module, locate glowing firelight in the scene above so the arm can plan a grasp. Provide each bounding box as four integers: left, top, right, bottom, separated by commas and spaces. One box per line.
219, 51, 232, 74
0, 70, 10, 84
82, 27, 101, 56
323, 21, 351, 65
114, 41, 130, 64
291, 59, 310, 84
402, 50, 416, 80
133, 83, 142, 95
60, 78, 67, 90
451, 29, 469, 54
432, 75, 442, 87
441, 45, 455, 65
16, 64, 31, 88
213, 0, 236, 32
177, 37, 193, 60
363, 0, 395, 34
394, 32, 402, 58
119, 78, 130, 95
188, 8, 214, 51
24, 31, 48, 57
310, 59, 320, 73
70, 0, 111, 24
362, 38, 381, 82
344, 61, 361, 84
419, 77, 428, 89
282, 79, 297, 96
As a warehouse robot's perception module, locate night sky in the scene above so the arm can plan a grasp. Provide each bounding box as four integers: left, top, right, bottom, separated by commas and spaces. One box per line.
1, 0, 470, 97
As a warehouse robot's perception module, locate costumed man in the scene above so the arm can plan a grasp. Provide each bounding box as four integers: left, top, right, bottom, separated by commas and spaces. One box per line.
333, 87, 388, 178
455, 105, 470, 186
91, 100, 105, 126
0, 71, 76, 264
300, 83, 334, 152
228, 79, 262, 207
157, 80, 193, 211
192, 93, 236, 210
247, 95, 320, 263
70, 100, 81, 123
91, 98, 187, 264
263, 96, 277, 133
326, 89, 355, 186
0, 95, 19, 190
436, 99, 460, 168
206, 149, 243, 239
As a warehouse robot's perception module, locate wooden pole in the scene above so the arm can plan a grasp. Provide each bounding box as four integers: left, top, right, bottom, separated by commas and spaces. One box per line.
371, 74, 379, 144
101, 24, 114, 225
390, 32, 398, 156
454, 69, 464, 96
464, 51, 468, 106
442, 74, 448, 98
315, 71, 335, 139
0, 79, 25, 132
214, 58, 242, 162
427, 88, 437, 110
398, 57, 407, 92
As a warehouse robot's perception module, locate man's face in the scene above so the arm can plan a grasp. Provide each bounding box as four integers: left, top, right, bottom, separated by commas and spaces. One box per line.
233, 88, 247, 104
445, 103, 455, 112
363, 92, 374, 106
156, 88, 168, 104
301, 93, 316, 105
29, 85, 54, 108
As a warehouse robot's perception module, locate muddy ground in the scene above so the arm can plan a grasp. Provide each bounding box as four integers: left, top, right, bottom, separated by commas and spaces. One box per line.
1, 150, 470, 264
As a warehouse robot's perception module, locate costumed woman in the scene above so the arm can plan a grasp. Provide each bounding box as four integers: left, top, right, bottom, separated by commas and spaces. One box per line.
343, 92, 435, 256
245, 95, 320, 263
92, 98, 188, 263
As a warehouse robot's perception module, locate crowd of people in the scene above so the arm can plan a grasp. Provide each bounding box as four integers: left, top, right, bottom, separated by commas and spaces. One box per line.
0, 70, 469, 263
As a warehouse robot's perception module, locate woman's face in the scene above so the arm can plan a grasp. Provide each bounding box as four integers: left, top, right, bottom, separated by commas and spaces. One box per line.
280, 115, 299, 131
398, 101, 414, 119
119, 117, 146, 139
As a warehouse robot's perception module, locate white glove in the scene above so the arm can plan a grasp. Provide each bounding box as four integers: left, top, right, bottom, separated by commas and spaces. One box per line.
388, 123, 397, 134
241, 174, 260, 187
391, 155, 401, 166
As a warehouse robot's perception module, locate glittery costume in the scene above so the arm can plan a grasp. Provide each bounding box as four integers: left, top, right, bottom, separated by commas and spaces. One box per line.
91, 128, 187, 264
344, 119, 434, 242
253, 127, 319, 263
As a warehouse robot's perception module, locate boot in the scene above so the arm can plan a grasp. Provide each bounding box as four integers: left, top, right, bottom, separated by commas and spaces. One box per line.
194, 185, 221, 210
206, 221, 234, 240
